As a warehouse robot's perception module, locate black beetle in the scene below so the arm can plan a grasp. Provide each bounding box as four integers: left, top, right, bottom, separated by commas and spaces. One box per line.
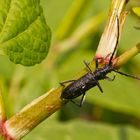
60, 11, 140, 107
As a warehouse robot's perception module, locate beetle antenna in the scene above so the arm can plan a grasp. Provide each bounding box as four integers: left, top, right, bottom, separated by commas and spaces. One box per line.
109, 10, 120, 65
114, 70, 140, 80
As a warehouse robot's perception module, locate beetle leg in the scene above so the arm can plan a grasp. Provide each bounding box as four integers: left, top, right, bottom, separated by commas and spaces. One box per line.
70, 100, 80, 107
83, 60, 92, 73
95, 79, 103, 93
70, 93, 86, 107
105, 75, 116, 81
95, 58, 99, 69
79, 93, 86, 107
60, 80, 76, 86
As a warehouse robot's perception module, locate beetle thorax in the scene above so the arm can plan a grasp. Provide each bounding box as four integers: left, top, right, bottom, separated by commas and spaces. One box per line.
94, 65, 113, 79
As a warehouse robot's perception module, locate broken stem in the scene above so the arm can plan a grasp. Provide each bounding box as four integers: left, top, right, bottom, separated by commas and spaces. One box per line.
96, 0, 129, 59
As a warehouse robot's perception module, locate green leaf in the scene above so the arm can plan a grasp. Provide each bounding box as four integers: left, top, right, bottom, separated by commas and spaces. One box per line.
24, 120, 140, 140
0, 0, 51, 66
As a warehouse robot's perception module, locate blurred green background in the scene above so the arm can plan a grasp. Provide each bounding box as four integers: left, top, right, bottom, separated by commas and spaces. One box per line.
1, 0, 140, 139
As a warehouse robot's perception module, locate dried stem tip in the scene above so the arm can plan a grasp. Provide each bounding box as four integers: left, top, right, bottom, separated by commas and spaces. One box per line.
96, 0, 129, 59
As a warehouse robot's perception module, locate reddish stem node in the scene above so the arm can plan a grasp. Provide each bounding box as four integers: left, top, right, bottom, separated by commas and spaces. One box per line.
95, 54, 116, 66
0, 120, 14, 140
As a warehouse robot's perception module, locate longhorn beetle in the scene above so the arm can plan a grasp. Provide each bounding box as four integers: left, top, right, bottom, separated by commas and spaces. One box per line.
60, 11, 140, 107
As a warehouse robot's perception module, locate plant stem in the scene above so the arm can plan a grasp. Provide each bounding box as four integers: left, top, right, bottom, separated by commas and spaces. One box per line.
4, 88, 66, 140
96, 0, 129, 59
114, 43, 140, 68
55, 0, 92, 40
132, 7, 140, 17
57, 13, 105, 54
0, 89, 6, 122
0, 89, 7, 140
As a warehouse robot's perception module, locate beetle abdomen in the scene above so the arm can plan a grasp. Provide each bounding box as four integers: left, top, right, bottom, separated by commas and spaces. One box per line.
61, 73, 97, 99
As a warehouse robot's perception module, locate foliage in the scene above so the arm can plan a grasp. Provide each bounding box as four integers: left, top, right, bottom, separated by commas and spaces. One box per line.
0, 0, 51, 66
0, 0, 140, 140
25, 120, 140, 140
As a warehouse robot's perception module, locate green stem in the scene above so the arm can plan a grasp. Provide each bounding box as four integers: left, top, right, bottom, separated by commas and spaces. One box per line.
0, 89, 6, 121
58, 13, 105, 53
8, 66, 26, 115
55, 0, 92, 40
114, 43, 140, 68
5, 88, 66, 140
132, 7, 140, 17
